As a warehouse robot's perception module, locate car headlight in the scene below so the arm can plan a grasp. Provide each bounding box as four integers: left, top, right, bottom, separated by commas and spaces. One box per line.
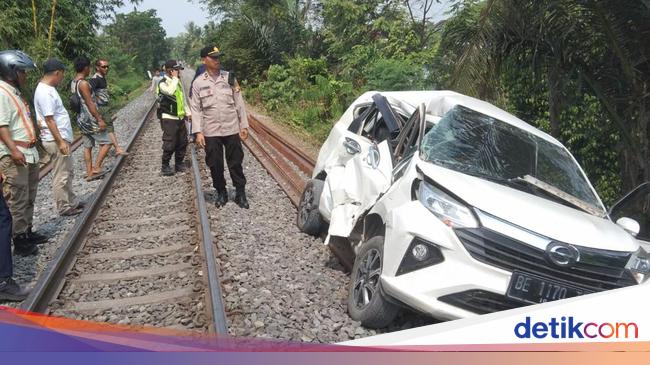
626, 248, 650, 284
417, 180, 478, 228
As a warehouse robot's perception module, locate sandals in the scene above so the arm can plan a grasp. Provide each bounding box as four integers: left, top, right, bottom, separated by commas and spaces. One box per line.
85, 169, 110, 182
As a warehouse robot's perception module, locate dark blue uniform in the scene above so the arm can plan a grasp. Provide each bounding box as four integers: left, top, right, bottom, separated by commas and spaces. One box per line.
0, 181, 13, 279
189, 64, 206, 98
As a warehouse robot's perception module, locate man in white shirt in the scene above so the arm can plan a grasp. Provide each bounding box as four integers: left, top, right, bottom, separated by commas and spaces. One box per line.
34, 58, 83, 216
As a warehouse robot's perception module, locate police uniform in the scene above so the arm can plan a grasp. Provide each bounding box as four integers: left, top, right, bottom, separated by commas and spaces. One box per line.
190, 67, 249, 203
0, 79, 40, 242
158, 60, 190, 174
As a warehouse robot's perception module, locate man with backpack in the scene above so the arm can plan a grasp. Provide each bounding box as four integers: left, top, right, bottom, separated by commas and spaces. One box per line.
34, 58, 83, 216
158, 59, 191, 176
71, 56, 111, 182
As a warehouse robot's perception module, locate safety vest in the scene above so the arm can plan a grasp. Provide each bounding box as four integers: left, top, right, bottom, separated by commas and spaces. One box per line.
157, 77, 186, 119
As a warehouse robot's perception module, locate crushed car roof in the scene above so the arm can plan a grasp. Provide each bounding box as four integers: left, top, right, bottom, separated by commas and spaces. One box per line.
358, 90, 562, 147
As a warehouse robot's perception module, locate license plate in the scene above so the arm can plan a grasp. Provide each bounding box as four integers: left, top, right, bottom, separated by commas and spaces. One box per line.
506, 271, 590, 304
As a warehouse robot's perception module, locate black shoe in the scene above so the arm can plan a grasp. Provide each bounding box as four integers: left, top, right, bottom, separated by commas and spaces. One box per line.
234, 191, 250, 209
0, 277, 30, 302
13, 234, 39, 256
27, 227, 48, 245
214, 190, 228, 208
175, 163, 187, 173
161, 164, 174, 176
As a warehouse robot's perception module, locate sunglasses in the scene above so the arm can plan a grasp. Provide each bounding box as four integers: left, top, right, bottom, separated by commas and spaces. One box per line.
99, 65, 110, 69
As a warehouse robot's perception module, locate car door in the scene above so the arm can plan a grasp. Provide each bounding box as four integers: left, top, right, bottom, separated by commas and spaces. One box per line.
324, 94, 402, 238
609, 182, 650, 250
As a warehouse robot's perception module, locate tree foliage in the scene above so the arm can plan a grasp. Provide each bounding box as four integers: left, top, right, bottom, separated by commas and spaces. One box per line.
172, 0, 649, 204
0, 0, 166, 120
436, 0, 649, 202
104, 9, 168, 72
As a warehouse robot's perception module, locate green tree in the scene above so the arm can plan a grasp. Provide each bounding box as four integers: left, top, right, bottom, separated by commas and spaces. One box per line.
104, 9, 168, 72
436, 0, 650, 198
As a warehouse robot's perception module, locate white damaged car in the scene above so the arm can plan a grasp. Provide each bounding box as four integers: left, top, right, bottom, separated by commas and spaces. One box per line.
297, 90, 650, 328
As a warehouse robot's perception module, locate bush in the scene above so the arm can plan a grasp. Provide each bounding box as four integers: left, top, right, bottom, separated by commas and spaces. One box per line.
255, 57, 354, 141
364, 58, 427, 91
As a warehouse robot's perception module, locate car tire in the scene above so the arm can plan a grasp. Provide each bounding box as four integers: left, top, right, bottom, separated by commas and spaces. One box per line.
297, 179, 325, 236
347, 236, 398, 329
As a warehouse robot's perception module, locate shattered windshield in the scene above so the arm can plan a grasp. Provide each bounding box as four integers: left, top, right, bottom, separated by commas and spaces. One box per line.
420, 105, 603, 211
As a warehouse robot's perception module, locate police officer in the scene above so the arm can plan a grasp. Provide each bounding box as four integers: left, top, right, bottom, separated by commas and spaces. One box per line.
190, 46, 250, 209
158, 59, 191, 176
0, 50, 46, 257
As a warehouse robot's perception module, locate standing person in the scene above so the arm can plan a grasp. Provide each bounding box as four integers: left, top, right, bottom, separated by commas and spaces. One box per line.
34, 58, 83, 216
0, 50, 45, 255
90, 59, 128, 156
149, 69, 162, 94
190, 46, 250, 209
0, 177, 30, 301
189, 46, 210, 98
72, 56, 111, 181
158, 60, 190, 176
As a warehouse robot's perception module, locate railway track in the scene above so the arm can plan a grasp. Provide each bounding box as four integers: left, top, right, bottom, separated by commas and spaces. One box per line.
244, 116, 355, 269
11, 70, 430, 342
245, 115, 316, 207
20, 101, 227, 333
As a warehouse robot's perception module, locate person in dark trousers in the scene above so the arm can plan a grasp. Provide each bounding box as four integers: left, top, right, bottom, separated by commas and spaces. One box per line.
158, 60, 191, 176
0, 177, 30, 301
190, 46, 250, 209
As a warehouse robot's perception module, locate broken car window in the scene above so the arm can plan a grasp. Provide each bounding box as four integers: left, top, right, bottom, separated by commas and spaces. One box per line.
420, 105, 603, 211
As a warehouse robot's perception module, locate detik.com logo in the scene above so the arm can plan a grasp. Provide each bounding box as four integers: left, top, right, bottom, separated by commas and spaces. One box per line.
515, 316, 638, 339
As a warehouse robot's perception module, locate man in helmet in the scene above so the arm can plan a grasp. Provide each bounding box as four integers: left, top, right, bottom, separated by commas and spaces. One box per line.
0, 50, 42, 300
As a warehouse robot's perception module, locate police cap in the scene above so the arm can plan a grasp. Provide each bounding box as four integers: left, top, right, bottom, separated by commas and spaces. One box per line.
206, 46, 224, 59
164, 59, 184, 70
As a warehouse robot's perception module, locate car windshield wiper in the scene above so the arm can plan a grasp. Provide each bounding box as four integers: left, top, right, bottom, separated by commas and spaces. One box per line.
508, 175, 605, 217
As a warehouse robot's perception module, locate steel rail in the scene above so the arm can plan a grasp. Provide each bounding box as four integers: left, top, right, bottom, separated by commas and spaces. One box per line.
243, 130, 306, 207
189, 145, 229, 334
20, 101, 157, 313
242, 114, 355, 270
247, 114, 316, 175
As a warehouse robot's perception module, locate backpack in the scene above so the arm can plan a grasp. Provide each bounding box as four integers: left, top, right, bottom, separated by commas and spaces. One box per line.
69, 80, 82, 114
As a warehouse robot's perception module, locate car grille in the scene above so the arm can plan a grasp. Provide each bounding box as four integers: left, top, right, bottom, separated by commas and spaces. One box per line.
455, 227, 638, 292
438, 290, 527, 315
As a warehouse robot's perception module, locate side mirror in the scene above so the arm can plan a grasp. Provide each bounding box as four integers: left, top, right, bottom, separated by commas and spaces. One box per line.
343, 137, 361, 155
617, 217, 640, 237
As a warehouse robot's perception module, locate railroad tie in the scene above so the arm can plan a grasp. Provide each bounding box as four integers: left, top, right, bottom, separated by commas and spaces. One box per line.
64, 288, 196, 312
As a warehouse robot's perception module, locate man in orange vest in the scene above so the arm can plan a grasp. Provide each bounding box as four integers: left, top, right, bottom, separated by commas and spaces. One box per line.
0, 50, 43, 300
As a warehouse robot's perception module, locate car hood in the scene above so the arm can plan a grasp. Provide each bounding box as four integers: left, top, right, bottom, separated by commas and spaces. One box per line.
418, 162, 639, 252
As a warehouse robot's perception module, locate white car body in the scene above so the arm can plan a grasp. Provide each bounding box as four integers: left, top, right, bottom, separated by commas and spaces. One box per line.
305, 90, 649, 326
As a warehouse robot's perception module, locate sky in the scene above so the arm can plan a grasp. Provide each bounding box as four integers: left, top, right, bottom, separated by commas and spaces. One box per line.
115, 0, 455, 38
116, 0, 211, 37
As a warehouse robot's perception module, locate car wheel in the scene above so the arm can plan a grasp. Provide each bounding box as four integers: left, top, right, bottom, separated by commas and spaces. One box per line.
347, 235, 398, 328
297, 179, 324, 236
